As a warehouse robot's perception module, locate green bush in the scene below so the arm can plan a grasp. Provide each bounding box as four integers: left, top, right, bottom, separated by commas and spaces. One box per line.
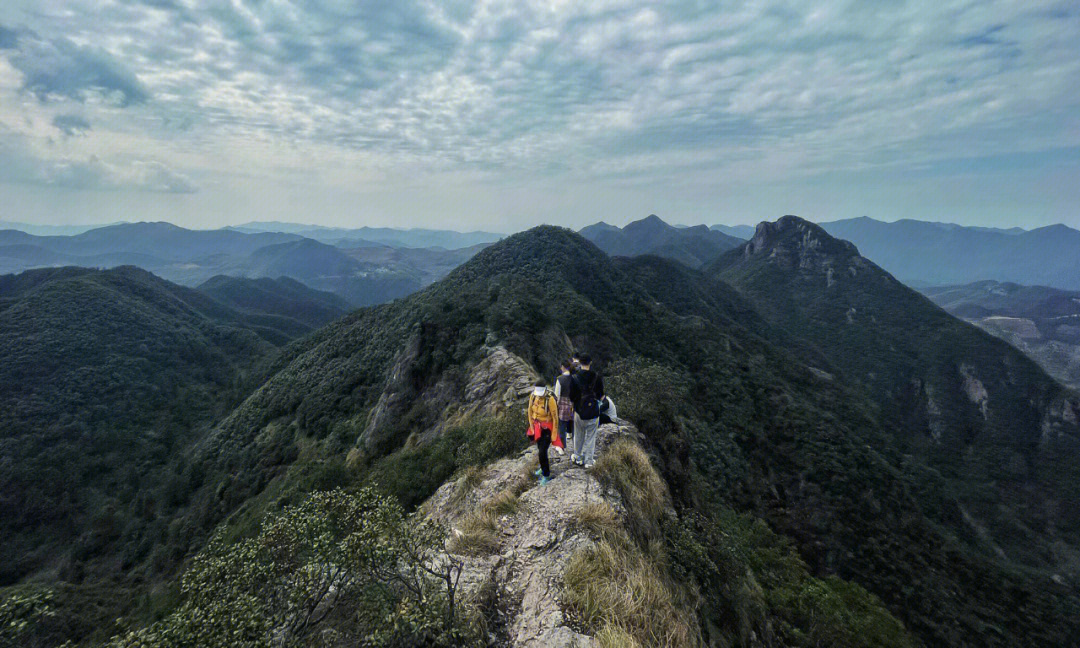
106, 489, 481, 648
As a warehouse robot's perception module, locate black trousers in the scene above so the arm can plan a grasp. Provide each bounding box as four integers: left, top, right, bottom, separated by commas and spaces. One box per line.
537, 433, 551, 477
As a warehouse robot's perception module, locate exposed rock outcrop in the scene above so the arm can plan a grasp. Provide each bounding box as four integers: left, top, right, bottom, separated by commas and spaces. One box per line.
424, 421, 638, 648
361, 343, 538, 449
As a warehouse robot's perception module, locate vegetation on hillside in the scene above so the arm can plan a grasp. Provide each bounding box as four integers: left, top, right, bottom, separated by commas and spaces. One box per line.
712, 216, 1080, 578
5, 226, 1079, 646
164, 226, 1077, 646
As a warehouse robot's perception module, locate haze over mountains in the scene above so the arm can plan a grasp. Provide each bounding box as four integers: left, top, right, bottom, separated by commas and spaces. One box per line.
0, 221, 494, 308
817, 217, 1080, 290
580, 214, 743, 268
925, 281, 1080, 390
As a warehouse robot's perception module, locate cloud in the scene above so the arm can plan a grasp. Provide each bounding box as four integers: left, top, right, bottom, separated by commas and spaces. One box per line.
0, 134, 196, 193
39, 155, 196, 193
0, 25, 149, 105
0, 1, 1076, 225
51, 114, 90, 136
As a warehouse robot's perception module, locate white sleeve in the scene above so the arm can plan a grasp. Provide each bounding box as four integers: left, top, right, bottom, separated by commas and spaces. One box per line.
554, 378, 562, 400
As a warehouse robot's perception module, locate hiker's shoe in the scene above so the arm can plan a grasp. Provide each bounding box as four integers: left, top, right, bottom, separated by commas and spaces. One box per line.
539, 476, 551, 486
570, 453, 581, 465
554, 446, 565, 456
534, 468, 544, 476
584, 462, 595, 469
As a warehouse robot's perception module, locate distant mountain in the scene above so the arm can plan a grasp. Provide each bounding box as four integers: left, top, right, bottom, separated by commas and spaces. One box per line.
819, 216, 1080, 289
0, 224, 480, 307
713, 216, 1080, 585
340, 241, 490, 286
710, 223, 755, 238
924, 280, 1080, 389
580, 214, 742, 268
197, 275, 350, 332
0, 266, 278, 596
237, 238, 420, 306
0, 220, 123, 236
0, 221, 301, 260
230, 222, 503, 249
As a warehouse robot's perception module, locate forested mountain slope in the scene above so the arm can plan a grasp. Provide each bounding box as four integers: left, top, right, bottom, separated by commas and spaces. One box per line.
196, 275, 350, 332
170, 226, 1076, 647
712, 216, 1080, 580
0, 266, 288, 639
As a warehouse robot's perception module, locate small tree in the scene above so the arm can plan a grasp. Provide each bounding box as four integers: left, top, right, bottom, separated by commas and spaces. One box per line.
109, 488, 474, 648
0, 590, 55, 648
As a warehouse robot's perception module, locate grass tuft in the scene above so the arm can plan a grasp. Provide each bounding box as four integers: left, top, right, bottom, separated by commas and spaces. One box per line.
451, 465, 486, 504
573, 501, 620, 540
591, 439, 668, 540
448, 508, 500, 556
563, 534, 697, 648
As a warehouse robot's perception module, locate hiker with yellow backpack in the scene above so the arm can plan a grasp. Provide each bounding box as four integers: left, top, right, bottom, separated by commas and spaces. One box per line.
527, 379, 563, 485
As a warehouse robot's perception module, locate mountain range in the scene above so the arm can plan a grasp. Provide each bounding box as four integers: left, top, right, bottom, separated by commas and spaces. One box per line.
0, 222, 491, 308
226, 221, 503, 249
817, 216, 1080, 289
580, 214, 743, 267
5, 219, 1078, 646
923, 280, 1080, 390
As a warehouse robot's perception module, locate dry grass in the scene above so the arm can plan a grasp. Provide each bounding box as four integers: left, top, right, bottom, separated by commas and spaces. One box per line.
447, 481, 525, 556
563, 534, 698, 648
448, 507, 500, 555
451, 465, 486, 504
597, 624, 643, 648
488, 488, 521, 516
573, 501, 619, 539
591, 439, 668, 539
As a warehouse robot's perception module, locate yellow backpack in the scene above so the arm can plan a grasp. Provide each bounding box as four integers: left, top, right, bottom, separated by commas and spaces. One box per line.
529, 391, 554, 423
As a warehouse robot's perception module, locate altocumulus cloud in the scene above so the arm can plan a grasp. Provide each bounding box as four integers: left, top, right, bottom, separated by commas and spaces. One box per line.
0, 25, 149, 106
51, 114, 91, 136
0, 1, 1076, 222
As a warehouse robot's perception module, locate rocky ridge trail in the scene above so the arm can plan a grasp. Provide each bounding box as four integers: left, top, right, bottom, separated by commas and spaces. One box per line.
423, 420, 643, 648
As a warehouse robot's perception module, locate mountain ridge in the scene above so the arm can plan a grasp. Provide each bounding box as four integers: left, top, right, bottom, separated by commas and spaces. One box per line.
580, 214, 742, 268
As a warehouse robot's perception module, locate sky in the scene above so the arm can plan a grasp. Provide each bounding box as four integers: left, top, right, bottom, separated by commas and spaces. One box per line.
0, 1, 1077, 232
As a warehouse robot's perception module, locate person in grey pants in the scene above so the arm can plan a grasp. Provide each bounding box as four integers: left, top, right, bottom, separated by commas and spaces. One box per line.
569, 354, 604, 468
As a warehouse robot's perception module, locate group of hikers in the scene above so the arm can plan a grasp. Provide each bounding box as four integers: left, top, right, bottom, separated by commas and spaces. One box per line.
526, 353, 615, 485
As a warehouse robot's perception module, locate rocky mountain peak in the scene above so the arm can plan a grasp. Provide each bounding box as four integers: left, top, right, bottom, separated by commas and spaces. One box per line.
744, 215, 863, 278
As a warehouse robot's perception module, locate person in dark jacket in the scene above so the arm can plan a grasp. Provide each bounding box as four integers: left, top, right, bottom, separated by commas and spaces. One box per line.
553, 360, 575, 452
569, 354, 604, 468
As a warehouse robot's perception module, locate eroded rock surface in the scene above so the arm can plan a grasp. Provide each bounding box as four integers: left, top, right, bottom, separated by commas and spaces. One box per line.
424, 421, 635, 648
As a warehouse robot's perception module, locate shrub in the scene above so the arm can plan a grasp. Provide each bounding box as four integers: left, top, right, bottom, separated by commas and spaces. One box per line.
106, 489, 481, 648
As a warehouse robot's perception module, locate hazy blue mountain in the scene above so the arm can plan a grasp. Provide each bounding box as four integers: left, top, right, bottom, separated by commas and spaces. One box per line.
924, 280, 1080, 389
819, 216, 1080, 289
341, 241, 491, 286
0, 224, 480, 307
580, 214, 742, 268
0, 222, 300, 264
710, 223, 755, 238
230, 221, 503, 249
196, 275, 351, 332
0, 221, 124, 236
234, 238, 421, 306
